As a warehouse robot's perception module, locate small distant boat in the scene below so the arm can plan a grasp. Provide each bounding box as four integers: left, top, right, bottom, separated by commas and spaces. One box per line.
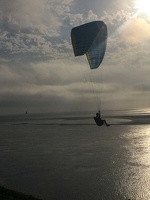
25, 111, 28, 115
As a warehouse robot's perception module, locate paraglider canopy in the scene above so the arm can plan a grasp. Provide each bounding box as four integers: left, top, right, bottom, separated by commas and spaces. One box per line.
71, 21, 107, 69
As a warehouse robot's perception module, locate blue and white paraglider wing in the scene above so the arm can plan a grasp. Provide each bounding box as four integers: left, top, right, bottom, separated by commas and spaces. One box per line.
71, 21, 107, 69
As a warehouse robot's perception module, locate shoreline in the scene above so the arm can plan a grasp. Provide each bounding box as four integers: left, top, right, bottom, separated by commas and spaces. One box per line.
0, 186, 43, 200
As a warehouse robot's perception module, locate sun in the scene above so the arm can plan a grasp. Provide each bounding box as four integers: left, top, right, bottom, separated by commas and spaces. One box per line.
135, 0, 150, 17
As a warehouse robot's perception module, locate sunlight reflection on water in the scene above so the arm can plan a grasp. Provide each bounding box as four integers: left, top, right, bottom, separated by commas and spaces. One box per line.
118, 126, 150, 200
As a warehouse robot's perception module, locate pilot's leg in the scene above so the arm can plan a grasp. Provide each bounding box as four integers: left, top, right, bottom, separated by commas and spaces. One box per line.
103, 120, 110, 126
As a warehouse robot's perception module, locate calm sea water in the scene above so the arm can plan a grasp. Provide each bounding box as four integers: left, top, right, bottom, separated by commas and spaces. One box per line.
0, 111, 150, 200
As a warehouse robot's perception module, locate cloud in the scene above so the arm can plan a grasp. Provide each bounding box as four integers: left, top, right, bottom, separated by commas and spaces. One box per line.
118, 18, 150, 44
101, 10, 132, 26
0, 0, 62, 35
0, 0, 74, 59
101, 11, 150, 70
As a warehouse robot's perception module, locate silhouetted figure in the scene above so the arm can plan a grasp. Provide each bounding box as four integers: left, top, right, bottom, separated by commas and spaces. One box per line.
94, 111, 110, 126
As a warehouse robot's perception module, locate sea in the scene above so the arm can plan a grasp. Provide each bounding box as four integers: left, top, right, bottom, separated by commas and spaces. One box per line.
0, 109, 150, 200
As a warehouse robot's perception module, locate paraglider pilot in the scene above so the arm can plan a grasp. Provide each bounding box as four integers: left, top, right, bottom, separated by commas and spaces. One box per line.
94, 111, 110, 126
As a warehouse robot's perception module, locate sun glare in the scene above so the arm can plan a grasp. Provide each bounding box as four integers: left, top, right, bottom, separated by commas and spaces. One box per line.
135, 0, 150, 17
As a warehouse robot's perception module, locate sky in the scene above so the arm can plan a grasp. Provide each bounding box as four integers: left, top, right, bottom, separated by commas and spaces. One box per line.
0, 0, 150, 115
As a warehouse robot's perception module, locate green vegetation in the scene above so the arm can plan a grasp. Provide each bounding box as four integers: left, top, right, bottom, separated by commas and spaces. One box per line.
0, 186, 43, 200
